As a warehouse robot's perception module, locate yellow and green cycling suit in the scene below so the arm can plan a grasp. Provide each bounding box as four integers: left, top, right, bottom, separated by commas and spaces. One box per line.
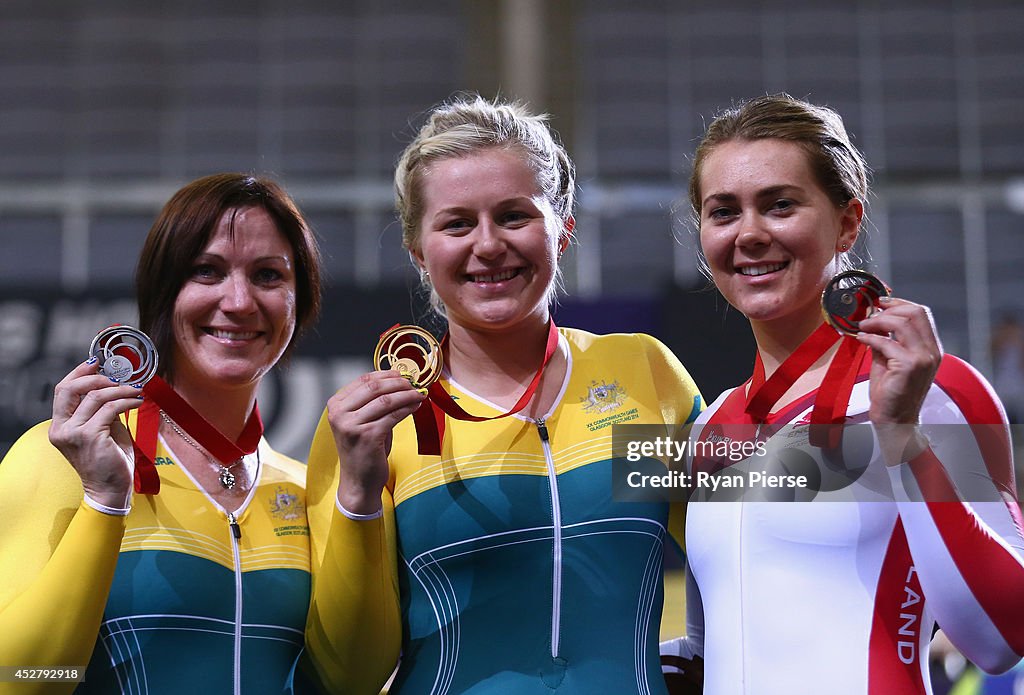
0, 418, 316, 695
305, 329, 702, 694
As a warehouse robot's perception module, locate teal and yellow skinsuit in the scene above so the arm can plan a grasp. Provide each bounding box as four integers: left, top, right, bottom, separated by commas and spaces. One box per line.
305, 329, 702, 694
0, 417, 314, 695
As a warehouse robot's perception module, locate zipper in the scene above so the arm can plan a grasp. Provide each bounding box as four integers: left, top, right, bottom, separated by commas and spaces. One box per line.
227, 512, 243, 695
536, 418, 563, 658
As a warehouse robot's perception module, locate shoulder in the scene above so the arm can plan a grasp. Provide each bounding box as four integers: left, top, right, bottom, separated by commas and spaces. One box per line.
258, 440, 307, 485
0, 420, 83, 514
560, 327, 675, 362
929, 353, 1008, 425
2, 420, 77, 480
694, 387, 740, 425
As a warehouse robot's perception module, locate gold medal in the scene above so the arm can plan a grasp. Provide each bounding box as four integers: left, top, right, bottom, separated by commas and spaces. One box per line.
821, 270, 890, 335
373, 325, 443, 390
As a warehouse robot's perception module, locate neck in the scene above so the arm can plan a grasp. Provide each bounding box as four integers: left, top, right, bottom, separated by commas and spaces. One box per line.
750, 310, 831, 378
446, 314, 552, 390
166, 376, 258, 441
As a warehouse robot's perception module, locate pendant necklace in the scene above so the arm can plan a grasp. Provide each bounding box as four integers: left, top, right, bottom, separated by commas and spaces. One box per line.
160, 411, 247, 489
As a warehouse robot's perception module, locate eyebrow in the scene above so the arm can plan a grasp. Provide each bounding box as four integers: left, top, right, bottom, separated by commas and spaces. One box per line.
702, 184, 803, 209
195, 252, 292, 265
430, 196, 541, 220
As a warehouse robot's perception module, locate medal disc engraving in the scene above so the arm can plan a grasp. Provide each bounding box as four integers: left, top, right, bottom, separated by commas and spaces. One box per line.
373, 325, 443, 389
821, 271, 890, 335
89, 325, 160, 387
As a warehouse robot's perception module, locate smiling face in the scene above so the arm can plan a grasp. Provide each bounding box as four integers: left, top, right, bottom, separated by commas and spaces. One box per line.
412, 147, 568, 334
698, 138, 862, 335
170, 206, 297, 393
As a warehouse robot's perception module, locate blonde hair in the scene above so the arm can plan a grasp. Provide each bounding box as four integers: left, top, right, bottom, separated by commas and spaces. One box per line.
394, 95, 576, 315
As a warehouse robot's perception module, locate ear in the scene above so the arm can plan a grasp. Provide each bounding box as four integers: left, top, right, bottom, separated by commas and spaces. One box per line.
409, 247, 427, 274
837, 199, 863, 252
558, 216, 575, 255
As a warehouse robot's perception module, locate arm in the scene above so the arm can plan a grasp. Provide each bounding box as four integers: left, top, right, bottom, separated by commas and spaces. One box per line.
304, 493, 401, 694
888, 357, 1024, 674
0, 361, 141, 693
637, 333, 703, 431
303, 373, 423, 694
0, 426, 126, 695
660, 563, 705, 693
858, 300, 1024, 673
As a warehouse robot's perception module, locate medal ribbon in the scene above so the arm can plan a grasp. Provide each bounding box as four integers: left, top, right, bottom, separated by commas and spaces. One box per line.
745, 322, 868, 448
411, 320, 560, 456
130, 375, 263, 494
746, 323, 841, 421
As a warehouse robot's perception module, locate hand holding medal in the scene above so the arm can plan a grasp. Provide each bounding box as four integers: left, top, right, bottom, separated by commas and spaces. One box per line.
370, 321, 560, 456
47, 325, 159, 508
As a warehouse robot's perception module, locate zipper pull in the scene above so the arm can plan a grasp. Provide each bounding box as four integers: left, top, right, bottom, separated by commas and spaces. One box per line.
227, 512, 242, 540
536, 418, 549, 443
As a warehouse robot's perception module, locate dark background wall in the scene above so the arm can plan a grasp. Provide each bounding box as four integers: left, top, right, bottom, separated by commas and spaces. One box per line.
2, 0, 1023, 458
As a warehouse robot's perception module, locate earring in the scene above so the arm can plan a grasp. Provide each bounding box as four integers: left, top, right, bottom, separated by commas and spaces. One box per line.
840, 243, 849, 251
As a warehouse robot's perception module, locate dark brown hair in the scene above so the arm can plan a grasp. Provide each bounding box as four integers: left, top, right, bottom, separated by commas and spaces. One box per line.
689, 94, 870, 274
135, 173, 322, 379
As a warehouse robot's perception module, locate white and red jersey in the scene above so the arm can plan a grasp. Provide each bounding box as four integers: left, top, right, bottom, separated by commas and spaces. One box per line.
663, 353, 1024, 694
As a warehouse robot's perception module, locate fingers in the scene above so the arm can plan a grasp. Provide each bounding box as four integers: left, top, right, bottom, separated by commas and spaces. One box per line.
329, 371, 427, 428
855, 297, 942, 367
50, 360, 145, 449
52, 359, 142, 423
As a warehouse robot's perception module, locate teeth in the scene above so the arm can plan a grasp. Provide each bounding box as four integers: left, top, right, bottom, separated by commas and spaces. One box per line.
738, 262, 786, 277
209, 329, 259, 340
473, 269, 518, 283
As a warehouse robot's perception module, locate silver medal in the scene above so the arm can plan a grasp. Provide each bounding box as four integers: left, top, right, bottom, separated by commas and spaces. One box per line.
89, 325, 159, 387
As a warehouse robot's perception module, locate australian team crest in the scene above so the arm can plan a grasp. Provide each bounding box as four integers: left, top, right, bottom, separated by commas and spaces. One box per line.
580, 379, 627, 413
269, 486, 305, 521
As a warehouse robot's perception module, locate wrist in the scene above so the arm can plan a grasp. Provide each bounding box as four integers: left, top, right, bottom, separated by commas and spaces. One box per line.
81, 481, 133, 507
83, 491, 132, 516
336, 482, 384, 516
874, 422, 929, 467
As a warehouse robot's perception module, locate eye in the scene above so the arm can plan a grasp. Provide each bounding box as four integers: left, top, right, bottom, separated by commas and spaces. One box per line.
190, 263, 220, 282
500, 210, 531, 226
254, 267, 285, 285
707, 206, 736, 221
771, 199, 795, 212
442, 218, 473, 233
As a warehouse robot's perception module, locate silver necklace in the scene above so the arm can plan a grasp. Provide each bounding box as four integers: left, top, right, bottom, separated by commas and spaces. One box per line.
159, 411, 247, 489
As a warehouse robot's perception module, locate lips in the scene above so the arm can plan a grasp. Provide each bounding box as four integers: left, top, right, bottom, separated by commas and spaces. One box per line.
736, 261, 788, 277
467, 268, 521, 283
205, 328, 262, 341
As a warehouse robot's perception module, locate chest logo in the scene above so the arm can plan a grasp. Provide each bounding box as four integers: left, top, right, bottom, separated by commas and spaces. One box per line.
269, 486, 305, 521
580, 379, 627, 414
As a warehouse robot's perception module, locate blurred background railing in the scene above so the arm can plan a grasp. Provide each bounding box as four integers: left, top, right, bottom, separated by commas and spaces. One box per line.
3, 0, 1024, 462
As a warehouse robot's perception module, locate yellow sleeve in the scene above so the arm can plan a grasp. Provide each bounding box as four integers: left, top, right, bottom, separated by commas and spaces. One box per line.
635, 333, 703, 430
634, 334, 705, 652
303, 408, 401, 695
0, 423, 126, 695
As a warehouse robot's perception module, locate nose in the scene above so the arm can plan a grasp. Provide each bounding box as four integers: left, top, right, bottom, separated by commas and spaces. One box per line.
222, 273, 257, 313
472, 218, 508, 259
735, 212, 771, 249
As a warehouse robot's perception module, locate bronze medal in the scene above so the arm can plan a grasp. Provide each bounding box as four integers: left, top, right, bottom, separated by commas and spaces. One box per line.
821, 270, 890, 335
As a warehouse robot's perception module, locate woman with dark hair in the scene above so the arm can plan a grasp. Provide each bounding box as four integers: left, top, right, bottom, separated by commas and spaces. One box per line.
660, 94, 1024, 693
0, 173, 324, 694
